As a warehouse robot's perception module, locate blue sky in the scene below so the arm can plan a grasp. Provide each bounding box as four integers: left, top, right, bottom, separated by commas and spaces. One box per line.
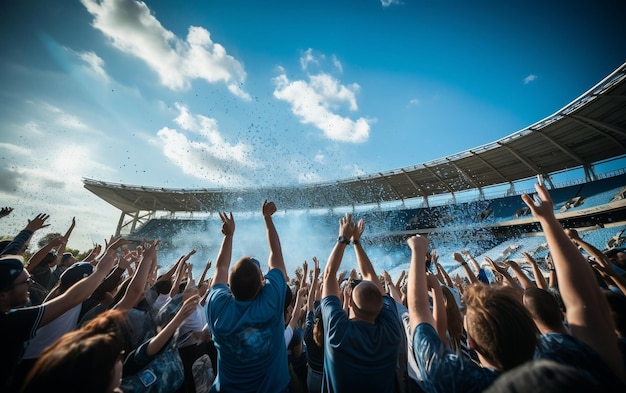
0, 0, 624, 253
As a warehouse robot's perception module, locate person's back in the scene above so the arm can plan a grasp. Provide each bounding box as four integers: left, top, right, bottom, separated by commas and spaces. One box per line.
208, 265, 287, 392
321, 291, 402, 392
205, 203, 291, 393
320, 216, 403, 393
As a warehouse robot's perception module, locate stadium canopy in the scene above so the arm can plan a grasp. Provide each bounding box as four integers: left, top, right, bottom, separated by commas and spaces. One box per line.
84, 61, 626, 215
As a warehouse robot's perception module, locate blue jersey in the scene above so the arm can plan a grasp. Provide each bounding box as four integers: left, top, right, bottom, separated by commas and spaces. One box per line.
207, 268, 289, 393
321, 295, 402, 393
413, 323, 499, 393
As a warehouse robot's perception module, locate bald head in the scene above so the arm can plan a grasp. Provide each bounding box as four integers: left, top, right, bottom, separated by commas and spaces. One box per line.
352, 281, 383, 322
229, 257, 263, 301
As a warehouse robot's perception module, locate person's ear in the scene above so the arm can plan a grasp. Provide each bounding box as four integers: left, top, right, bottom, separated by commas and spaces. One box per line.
466, 334, 477, 350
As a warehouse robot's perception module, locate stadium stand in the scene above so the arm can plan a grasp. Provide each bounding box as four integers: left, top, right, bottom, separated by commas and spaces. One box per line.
83, 61, 626, 276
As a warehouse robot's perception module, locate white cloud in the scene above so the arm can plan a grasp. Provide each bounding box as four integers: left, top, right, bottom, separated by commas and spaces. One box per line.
331, 55, 343, 74
314, 151, 325, 164
77, 51, 109, 81
346, 163, 366, 177
381, 0, 402, 7
298, 172, 323, 184
524, 74, 538, 84
81, 0, 250, 99
409, 98, 420, 105
157, 105, 260, 185
273, 66, 373, 143
300, 48, 320, 71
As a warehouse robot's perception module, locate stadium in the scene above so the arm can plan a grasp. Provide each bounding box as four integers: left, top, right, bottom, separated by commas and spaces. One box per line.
82, 61, 626, 278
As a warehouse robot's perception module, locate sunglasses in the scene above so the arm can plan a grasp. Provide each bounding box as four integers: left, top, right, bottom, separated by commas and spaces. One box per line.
13, 276, 35, 288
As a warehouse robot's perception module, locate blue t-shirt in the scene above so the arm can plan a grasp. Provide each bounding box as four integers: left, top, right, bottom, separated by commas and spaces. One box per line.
321, 294, 402, 393
413, 323, 499, 393
206, 268, 289, 393
535, 332, 625, 390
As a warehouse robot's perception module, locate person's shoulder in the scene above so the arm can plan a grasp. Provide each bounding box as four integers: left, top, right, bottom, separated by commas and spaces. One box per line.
208, 284, 232, 302
265, 267, 287, 283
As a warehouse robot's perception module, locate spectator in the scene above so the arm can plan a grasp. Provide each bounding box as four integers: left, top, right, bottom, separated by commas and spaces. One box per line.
521, 183, 626, 387
206, 201, 290, 393
0, 214, 121, 392
320, 214, 403, 393
406, 234, 538, 392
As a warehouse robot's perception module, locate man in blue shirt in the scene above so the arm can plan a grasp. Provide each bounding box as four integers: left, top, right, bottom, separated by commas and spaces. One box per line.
206, 201, 290, 393
320, 214, 402, 393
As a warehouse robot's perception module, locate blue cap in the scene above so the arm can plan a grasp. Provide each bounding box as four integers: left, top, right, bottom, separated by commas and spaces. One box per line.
60, 262, 94, 288
0, 256, 25, 291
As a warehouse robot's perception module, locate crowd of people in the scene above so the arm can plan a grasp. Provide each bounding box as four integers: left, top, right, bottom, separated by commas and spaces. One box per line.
1, 183, 626, 392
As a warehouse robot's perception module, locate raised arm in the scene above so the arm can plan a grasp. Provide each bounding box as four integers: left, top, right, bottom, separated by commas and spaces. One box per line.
435, 261, 454, 288
452, 252, 479, 284
26, 236, 66, 273
262, 200, 288, 281
522, 252, 549, 290
407, 235, 435, 333
506, 260, 535, 290
156, 254, 185, 283
211, 212, 234, 287
0, 207, 13, 219
1, 214, 50, 256
485, 257, 519, 288
198, 259, 212, 285
522, 183, 626, 382
426, 273, 448, 344
352, 219, 385, 294
382, 270, 402, 303
40, 237, 124, 326
461, 250, 481, 275
114, 241, 158, 311
146, 294, 200, 356
322, 214, 355, 299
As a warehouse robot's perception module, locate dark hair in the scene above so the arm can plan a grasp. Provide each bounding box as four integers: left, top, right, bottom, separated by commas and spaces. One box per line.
229, 257, 262, 301
604, 248, 625, 259
523, 287, 564, 331
604, 290, 626, 338
284, 286, 293, 313
41, 252, 57, 267
153, 280, 172, 295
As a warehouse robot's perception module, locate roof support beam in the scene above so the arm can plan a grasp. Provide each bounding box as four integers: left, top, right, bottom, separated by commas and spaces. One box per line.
564, 114, 626, 151
469, 151, 512, 186
532, 130, 594, 182
445, 158, 484, 198
568, 114, 626, 139
378, 172, 404, 202
496, 142, 554, 188
401, 169, 429, 207
422, 164, 456, 201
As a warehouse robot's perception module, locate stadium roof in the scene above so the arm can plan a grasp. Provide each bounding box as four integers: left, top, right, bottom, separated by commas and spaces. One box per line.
84, 61, 626, 214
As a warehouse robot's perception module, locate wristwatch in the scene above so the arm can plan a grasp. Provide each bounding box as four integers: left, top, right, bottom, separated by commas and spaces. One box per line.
337, 236, 350, 245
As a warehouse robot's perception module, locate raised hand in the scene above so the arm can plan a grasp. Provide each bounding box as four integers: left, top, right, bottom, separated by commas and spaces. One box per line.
339, 213, 356, 239
25, 213, 51, 232
564, 228, 582, 242
219, 212, 235, 236
521, 183, 555, 220
485, 256, 508, 275
262, 200, 277, 217
407, 235, 428, 252
452, 252, 466, 265
312, 256, 320, 278
0, 207, 13, 218
353, 219, 365, 242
